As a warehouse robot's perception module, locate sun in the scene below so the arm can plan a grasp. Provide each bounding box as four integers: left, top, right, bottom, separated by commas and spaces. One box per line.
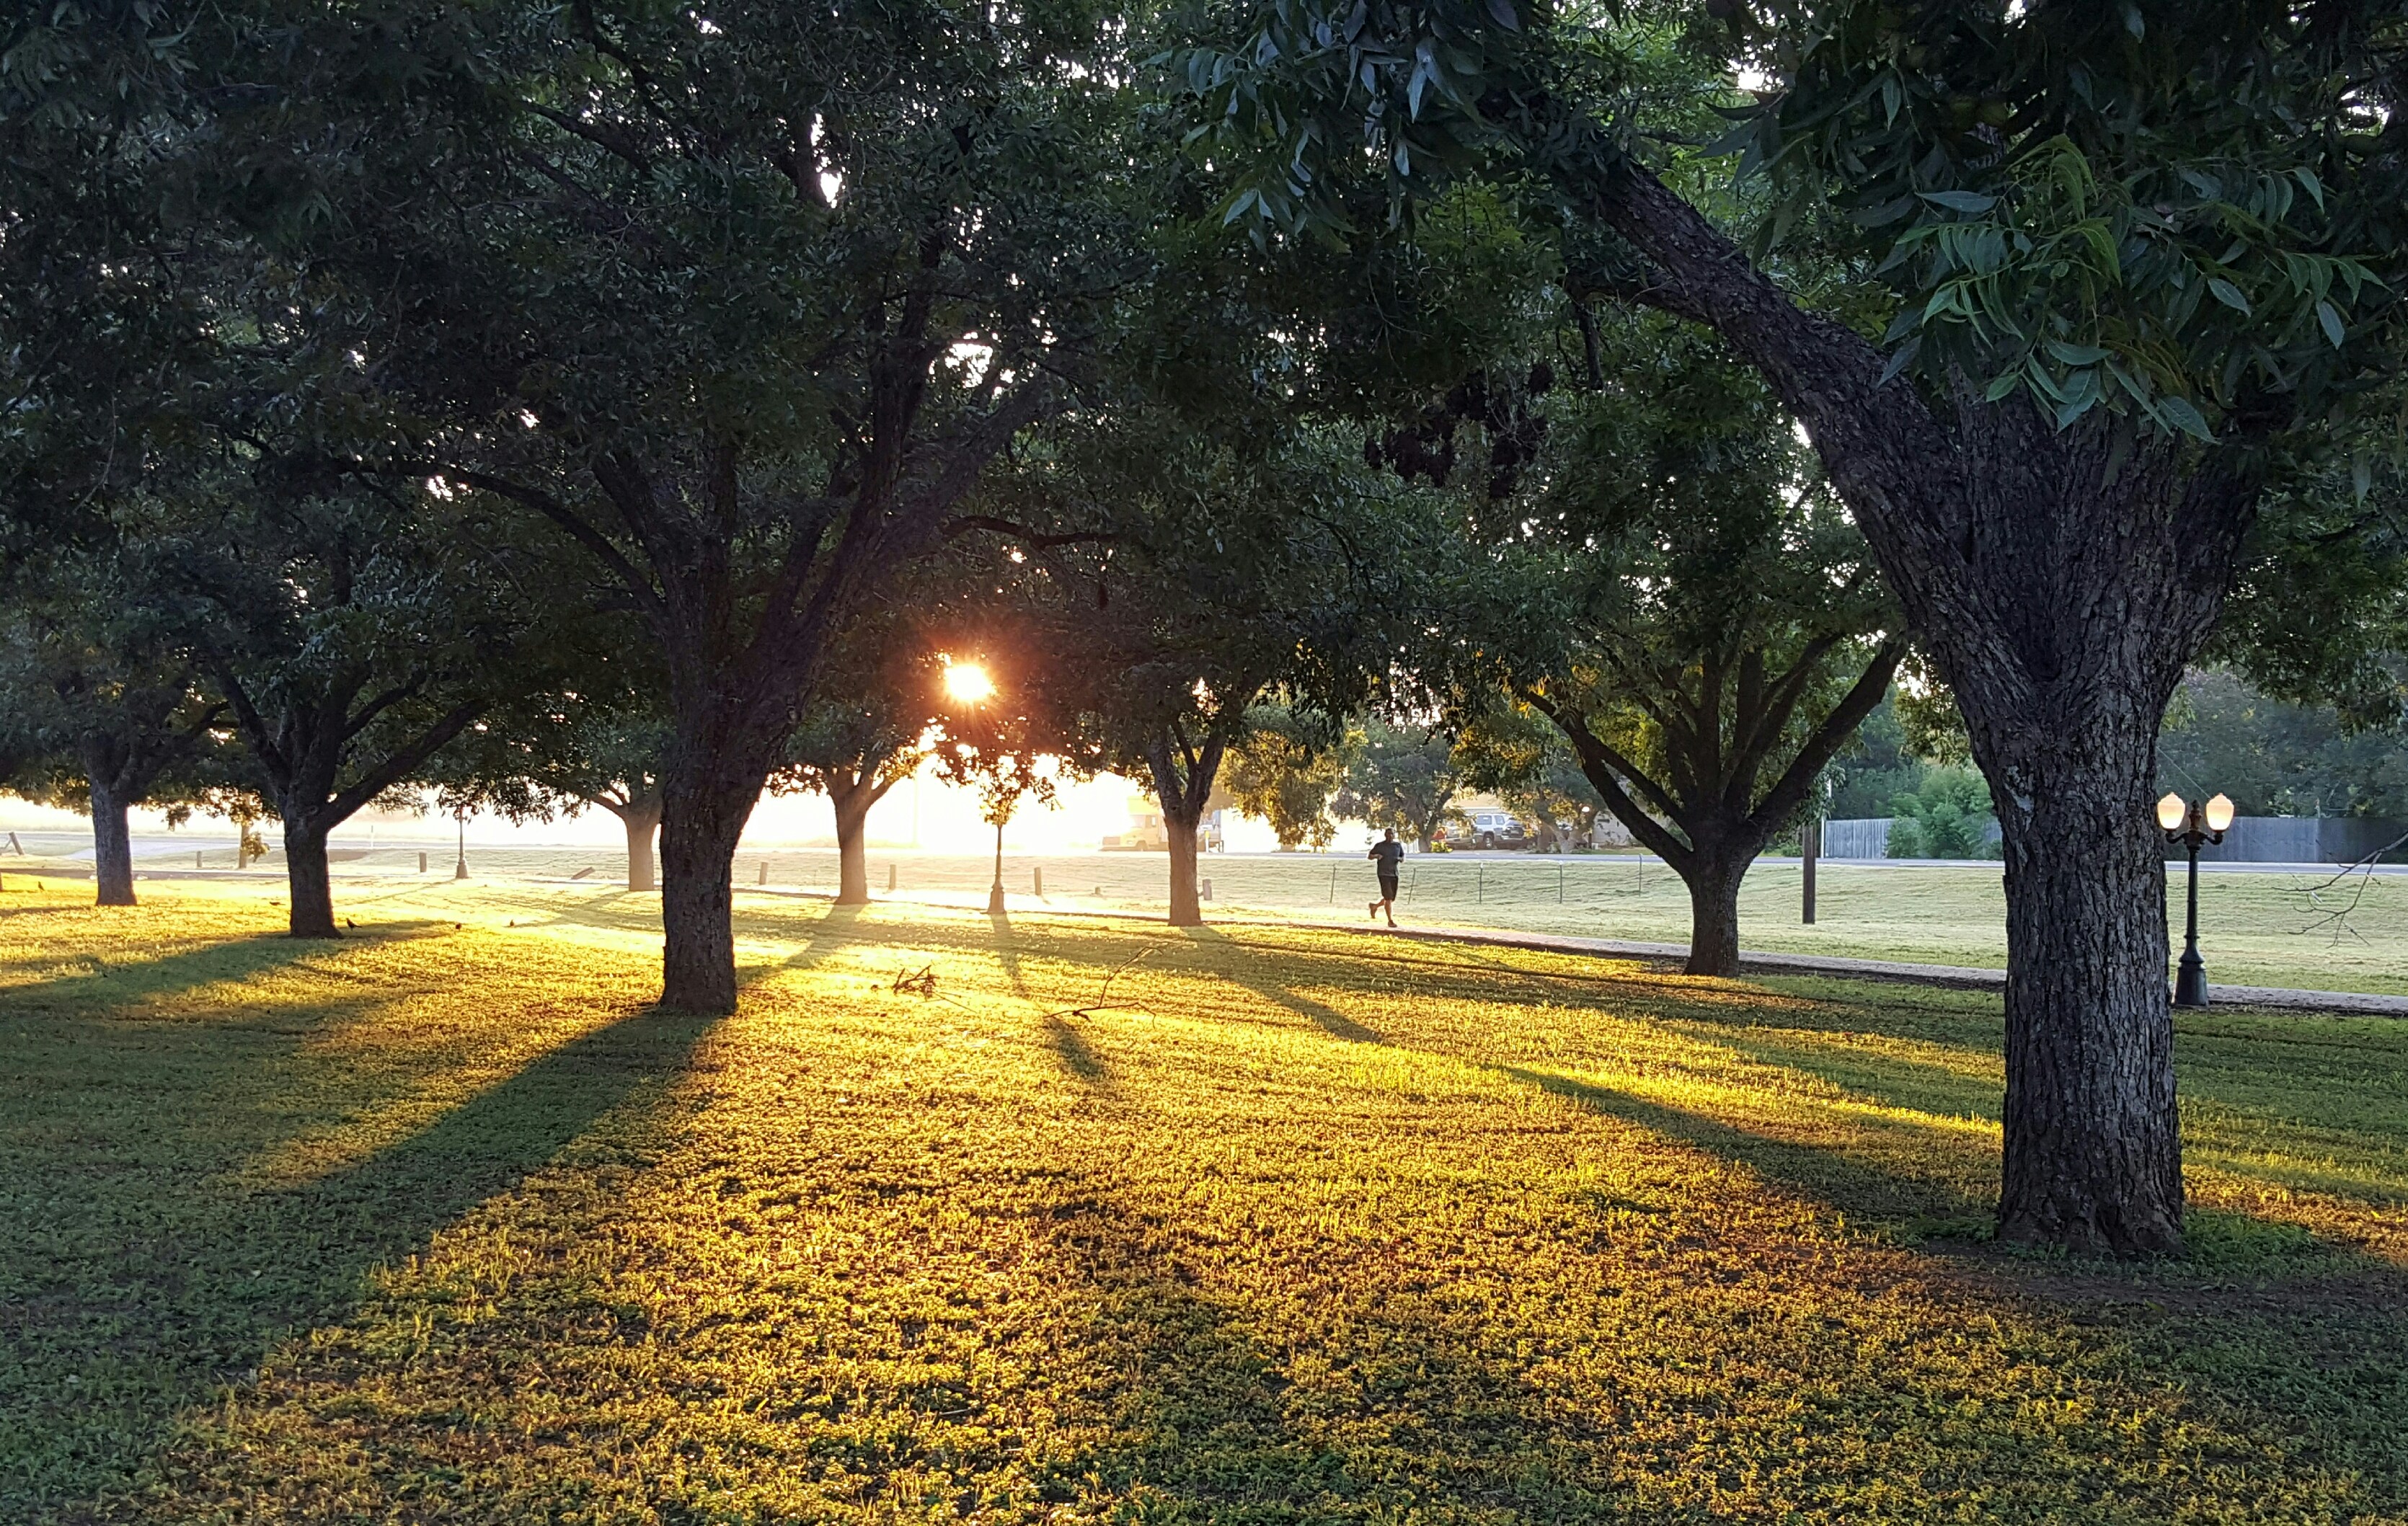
942, 661, 996, 703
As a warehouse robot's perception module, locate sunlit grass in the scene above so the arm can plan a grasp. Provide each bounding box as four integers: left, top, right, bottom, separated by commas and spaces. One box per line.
4, 881, 2407, 1522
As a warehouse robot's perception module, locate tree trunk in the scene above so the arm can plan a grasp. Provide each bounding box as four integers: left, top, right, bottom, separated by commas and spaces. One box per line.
831, 784, 874, 906
284, 822, 339, 939
1980, 699, 2185, 1256
1584, 165, 2244, 1256
1681, 850, 1747, 977
658, 756, 761, 1014
89, 777, 136, 908
616, 802, 661, 892
1165, 815, 1201, 926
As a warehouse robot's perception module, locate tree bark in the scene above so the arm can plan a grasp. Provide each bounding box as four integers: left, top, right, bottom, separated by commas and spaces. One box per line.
1165, 815, 1202, 926
284, 822, 339, 939
1681, 848, 1748, 977
611, 801, 661, 892
658, 742, 766, 1014
831, 782, 875, 906
1976, 667, 2190, 1256
89, 776, 136, 908
1146, 728, 1228, 929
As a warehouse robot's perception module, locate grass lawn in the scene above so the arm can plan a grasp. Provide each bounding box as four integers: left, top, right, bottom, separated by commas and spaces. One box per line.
12, 842, 2407, 995
5, 880, 2408, 1522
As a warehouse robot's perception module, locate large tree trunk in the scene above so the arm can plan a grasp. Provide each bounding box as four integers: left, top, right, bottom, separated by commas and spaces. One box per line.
1146, 729, 1227, 929
89, 776, 136, 908
1165, 815, 1201, 927
831, 783, 874, 906
1588, 167, 2247, 1254
658, 740, 767, 1013
1679, 848, 1748, 977
614, 802, 661, 892
283, 821, 338, 939
1973, 675, 2189, 1256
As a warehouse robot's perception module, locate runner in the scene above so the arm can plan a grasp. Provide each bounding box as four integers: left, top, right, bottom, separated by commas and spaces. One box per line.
1367, 828, 1404, 927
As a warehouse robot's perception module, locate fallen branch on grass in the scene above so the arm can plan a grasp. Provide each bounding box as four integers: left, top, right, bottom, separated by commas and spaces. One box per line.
1038, 946, 1158, 1021
2293, 828, 2408, 944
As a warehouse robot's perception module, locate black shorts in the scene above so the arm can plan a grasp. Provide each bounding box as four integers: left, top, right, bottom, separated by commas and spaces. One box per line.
1377, 874, 1399, 900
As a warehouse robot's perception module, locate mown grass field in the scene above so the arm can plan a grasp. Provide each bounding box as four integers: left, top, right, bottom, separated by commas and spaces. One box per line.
5, 880, 2408, 1522
8, 838, 2404, 995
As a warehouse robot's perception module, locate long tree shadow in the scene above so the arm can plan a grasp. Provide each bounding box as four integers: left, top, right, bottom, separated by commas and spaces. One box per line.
0, 923, 453, 1015
1043, 1013, 1115, 1087
1500, 1062, 1992, 1229
2, 995, 716, 1520
1182, 926, 1386, 1044
761, 901, 872, 975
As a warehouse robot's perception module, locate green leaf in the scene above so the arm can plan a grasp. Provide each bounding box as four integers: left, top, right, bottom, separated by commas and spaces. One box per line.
1917, 190, 1996, 215
2044, 340, 2111, 365
2317, 300, 2345, 349
2205, 278, 2251, 316
2156, 395, 2214, 441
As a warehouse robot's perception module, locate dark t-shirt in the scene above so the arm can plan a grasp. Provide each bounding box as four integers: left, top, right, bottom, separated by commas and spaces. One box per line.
1369, 840, 1406, 877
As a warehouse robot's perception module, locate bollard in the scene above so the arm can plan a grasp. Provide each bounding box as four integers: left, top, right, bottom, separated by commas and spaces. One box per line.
758, 861, 769, 885
1477, 865, 1484, 904
197, 851, 205, 869
1033, 866, 1043, 897
419, 851, 428, 873
886, 863, 897, 892
1329, 864, 1337, 903
1201, 877, 1213, 902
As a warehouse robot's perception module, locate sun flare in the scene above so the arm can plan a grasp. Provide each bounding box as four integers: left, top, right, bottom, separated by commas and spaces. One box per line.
942, 661, 995, 703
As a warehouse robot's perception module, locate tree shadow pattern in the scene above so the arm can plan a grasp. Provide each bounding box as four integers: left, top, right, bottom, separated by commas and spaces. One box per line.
10, 899, 2408, 1522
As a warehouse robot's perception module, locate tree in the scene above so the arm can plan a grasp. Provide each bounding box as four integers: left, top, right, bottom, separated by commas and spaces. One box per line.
1336, 720, 1466, 853
970, 414, 1437, 925
1177, 0, 2408, 1255
2159, 667, 2408, 819
1454, 316, 1904, 973
0, 553, 227, 905
778, 658, 934, 907
1453, 706, 1606, 851
198, 0, 1160, 1010
173, 484, 533, 938
433, 657, 672, 892
1888, 769, 2001, 860
1226, 709, 1354, 850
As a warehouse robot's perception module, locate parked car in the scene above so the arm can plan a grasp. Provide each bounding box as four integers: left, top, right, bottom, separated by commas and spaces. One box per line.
1462, 809, 1530, 850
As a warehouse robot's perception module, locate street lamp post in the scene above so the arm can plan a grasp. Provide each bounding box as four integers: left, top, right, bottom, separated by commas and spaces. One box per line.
2157, 791, 2234, 1008
454, 807, 470, 880
987, 818, 1007, 916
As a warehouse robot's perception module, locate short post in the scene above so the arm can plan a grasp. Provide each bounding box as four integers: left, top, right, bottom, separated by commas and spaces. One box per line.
196, 851, 205, 869
419, 851, 428, 874
1032, 865, 1043, 897
1477, 865, 1484, 904
1802, 818, 1818, 925
1557, 864, 1564, 902
1329, 864, 1337, 903
1202, 877, 1214, 902
886, 863, 897, 892
758, 860, 768, 885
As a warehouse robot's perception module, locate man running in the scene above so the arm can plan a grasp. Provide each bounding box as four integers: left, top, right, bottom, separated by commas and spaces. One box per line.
1367, 828, 1404, 926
